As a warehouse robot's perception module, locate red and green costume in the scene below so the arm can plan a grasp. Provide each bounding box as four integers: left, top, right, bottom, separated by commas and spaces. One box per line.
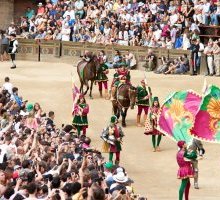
72, 103, 89, 136
101, 115, 124, 165
96, 63, 109, 97
177, 141, 197, 200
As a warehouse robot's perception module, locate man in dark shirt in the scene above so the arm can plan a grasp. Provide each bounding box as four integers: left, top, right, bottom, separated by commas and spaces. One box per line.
189, 39, 200, 75
46, 111, 55, 131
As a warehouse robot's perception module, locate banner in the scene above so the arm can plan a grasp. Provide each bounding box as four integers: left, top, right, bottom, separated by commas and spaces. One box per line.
191, 85, 220, 143
158, 90, 202, 143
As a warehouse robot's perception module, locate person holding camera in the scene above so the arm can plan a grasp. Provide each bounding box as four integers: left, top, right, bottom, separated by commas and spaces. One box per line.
101, 115, 124, 165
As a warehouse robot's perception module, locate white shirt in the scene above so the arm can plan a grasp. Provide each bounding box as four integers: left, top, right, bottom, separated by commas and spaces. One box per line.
61, 27, 70, 41
8, 26, 16, 35
63, 10, 75, 19
153, 29, 162, 41
203, 3, 210, 13
75, 0, 84, 10
170, 14, 178, 25
2, 82, 13, 94
149, 3, 158, 15
198, 42, 204, 57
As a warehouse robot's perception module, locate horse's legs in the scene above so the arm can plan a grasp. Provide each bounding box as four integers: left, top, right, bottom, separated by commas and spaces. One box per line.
84, 80, 89, 96
80, 80, 84, 94
89, 80, 94, 99
121, 108, 128, 127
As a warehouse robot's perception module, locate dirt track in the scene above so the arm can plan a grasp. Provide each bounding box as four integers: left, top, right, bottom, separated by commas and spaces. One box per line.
1, 61, 220, 199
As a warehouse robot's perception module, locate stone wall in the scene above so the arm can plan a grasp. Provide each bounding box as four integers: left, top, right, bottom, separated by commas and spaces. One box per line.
14, 0, 35, 25
0, 0, 14, 30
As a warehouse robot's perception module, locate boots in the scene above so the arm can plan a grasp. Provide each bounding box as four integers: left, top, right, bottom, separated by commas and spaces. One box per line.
137, 115, 142, 127
115, 160, 120, 166
99, 90, 103, 98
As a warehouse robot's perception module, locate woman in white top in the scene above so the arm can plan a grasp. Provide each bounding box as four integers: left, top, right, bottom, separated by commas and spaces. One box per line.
61, 25, 71, 41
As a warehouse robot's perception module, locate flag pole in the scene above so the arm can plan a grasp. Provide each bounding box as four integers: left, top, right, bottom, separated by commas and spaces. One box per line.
144, 72, 152, 107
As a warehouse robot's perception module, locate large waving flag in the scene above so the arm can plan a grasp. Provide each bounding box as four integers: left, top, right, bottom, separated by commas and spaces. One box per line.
71, 77, 80, 115
157, 90, 202, 143
191, 85, 220, 143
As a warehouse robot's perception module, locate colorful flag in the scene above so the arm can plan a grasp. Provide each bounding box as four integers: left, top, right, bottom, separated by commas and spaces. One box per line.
72, 79, 80, 115
191, 85, 220, 143
157, 90, 202, 143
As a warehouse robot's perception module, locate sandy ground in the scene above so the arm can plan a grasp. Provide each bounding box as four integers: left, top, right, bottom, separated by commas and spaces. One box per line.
1, 60, 220, 200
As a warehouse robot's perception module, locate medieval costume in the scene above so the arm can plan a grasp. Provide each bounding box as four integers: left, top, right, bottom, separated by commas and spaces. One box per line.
96, 59, 109, 99
101, 115, 124, 165
8, 34, 18, 69
177, 141, 196, 200
110, 63, 131, 100
82, 50, 93, 62
144, 97, 162, 152
188, 139, 205, 189
72, 94, 89, 136
136, 80, 152, 127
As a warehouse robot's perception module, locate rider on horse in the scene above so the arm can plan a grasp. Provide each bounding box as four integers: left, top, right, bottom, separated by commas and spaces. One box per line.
82, 50, 93, 62
110, 62, 131, 101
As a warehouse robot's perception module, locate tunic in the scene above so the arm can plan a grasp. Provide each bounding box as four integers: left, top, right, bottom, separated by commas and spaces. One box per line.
101, 125, 124, 153
145, 106, 161, 135
72, 103, 89, 127
113, 69, 130, 87
96, 63, 108, 82
136, 86, 151, 106
176, 150, 195, 179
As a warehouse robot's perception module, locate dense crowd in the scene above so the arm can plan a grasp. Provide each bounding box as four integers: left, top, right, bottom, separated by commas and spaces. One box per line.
0, 77, 144, 200
5, 0, 220, 49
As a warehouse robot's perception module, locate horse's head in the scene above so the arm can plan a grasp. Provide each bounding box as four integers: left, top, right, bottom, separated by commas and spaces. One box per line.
129, 86, 137, 109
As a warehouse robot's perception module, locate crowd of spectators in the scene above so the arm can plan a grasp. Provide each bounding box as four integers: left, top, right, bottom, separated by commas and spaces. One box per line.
0, 77, 146, 200
5, 0, 220, 49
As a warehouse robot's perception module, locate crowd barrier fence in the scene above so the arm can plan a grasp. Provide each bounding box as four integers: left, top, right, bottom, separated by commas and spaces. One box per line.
17, 39, 207, 74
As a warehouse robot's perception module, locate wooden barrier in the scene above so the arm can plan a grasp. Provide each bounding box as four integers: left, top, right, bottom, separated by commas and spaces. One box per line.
17, 39, 39, 61
17, 39, 208, 74
40, 40, 61, 62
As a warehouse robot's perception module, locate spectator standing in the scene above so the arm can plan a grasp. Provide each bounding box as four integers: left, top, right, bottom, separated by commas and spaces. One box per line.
0, 31, 9, 62
213, 40, 220, 76
190, 39, 200, 76
204, 39, 214, 76
197, 39, 205, 73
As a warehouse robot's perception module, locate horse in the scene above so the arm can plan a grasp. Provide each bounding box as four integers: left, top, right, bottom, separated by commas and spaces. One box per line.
112, 84, 137, 127
77, 56, 99, 99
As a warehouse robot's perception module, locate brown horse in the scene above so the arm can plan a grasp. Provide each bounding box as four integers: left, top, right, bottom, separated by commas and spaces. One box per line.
112, 84, 137, 127
77, 56, 99, 99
